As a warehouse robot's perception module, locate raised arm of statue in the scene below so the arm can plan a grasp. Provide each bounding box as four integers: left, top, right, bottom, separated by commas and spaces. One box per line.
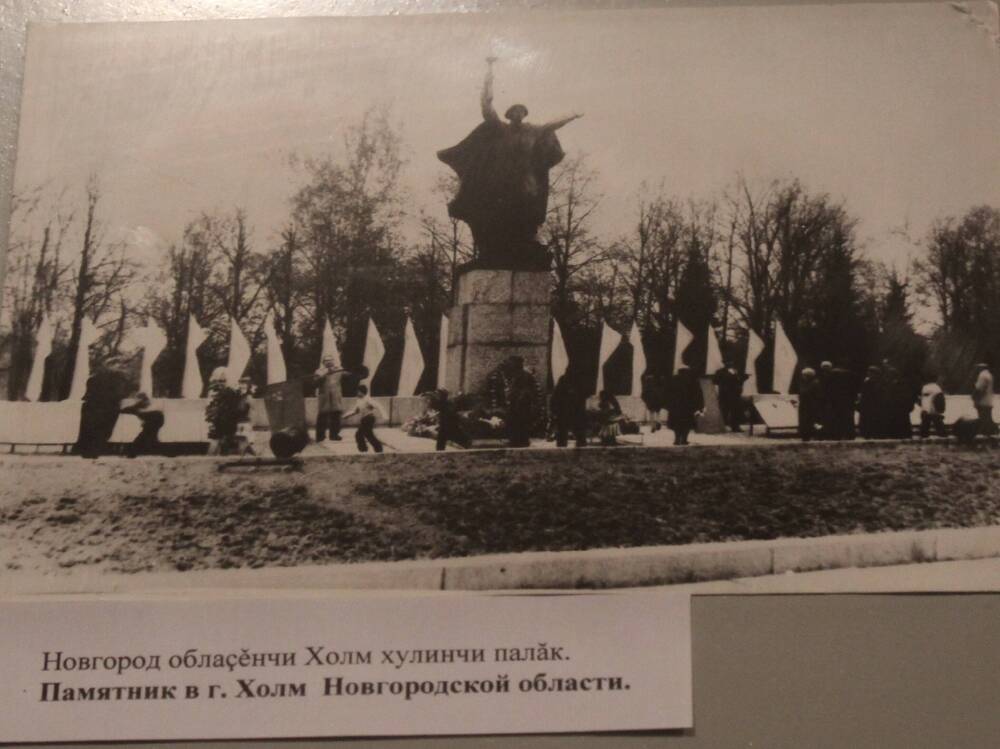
542, 113, 583, 132
481, 58, 500, 122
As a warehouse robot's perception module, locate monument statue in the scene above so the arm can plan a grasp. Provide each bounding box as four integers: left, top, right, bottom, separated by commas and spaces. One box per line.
437, 58, 582, 270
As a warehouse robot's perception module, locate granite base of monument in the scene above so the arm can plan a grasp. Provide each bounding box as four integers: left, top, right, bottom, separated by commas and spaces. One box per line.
695, 377, 725, 434
445, 269, 551, 396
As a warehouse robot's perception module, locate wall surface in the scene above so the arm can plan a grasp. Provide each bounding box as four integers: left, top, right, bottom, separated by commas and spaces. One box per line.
3, 2, 1000, 748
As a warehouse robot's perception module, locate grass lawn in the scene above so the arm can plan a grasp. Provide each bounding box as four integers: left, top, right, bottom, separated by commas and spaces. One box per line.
1, 441, 999, 574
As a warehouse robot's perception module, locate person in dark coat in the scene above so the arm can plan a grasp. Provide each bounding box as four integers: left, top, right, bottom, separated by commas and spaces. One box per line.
712, 365, 749, 432
798, 368, 824, 441
426, 389, 471, 451
597, 390, 623, 446
883, 364, 915, 439
551, 372, 589, 448
640, 371, 667, 431
856, 365, 883, 439
505, 359, 539, 448
74, 355, 132, 459
819, 361, 857, 440
484, 356, 541, 448
666, 366, 704, 446
120, 392, 165, 458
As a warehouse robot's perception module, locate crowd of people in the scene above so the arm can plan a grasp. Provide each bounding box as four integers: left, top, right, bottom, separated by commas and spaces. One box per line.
544, 363, 704, 449
67, 346, 997, 458
796, 361, 995, 443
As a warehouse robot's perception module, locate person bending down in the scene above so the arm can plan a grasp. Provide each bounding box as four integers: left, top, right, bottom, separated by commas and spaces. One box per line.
120, 392, 165, 458
424, 389, 471, 451
597, 390, 623, 446
344, 385, 387, 453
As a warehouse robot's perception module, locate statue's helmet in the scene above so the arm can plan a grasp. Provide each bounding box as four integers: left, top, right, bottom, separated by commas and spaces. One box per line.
505, 104, 528, 121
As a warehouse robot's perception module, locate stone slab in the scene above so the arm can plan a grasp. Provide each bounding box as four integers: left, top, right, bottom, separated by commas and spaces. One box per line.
453, 304, 550, 346
0, 400, 82, 444
696, 377, 726, 434
108, 396, 427, 445
446, 342, 549, 396
616, 395, 651, 423
389, 395, 427, 426
445, 267, 553, 395
752, 395, 799, 431
455, 269, 550, 305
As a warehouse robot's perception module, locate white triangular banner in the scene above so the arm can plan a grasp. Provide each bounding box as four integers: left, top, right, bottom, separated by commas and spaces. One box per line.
136, 322, 167, 396
551, 319, 570, 387
181, 314, 208, 398
264, 311, 287, 385
362, 317, 386, 390
629, 321, 646, 397
398, 317, 425, 396
744, 329, 765, 396
673, 320, 693, 374
25, 315, 53, 401
68, 317, 99, 400
773, 321, 798, 395
320, 318, 341, 369
705, 325, 724, 374
225, 318, 252, 386
437, 314, 449, 390
596, 321, 622, 395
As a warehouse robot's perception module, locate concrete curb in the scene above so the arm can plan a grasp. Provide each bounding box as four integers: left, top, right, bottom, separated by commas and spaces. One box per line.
6, 525, 1000, 596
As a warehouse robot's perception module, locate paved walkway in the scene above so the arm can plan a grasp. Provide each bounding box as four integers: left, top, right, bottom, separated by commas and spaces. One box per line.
12, 422, 967, 459
0, 425, 777, 460
298, 424, 761, 458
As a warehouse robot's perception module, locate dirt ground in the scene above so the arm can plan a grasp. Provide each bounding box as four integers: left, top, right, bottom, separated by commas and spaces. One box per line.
2, 441, 999, 578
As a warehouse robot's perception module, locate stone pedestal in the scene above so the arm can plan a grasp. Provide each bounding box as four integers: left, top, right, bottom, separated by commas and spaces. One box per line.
695, 377, 725, 434
445, 269, 550, 396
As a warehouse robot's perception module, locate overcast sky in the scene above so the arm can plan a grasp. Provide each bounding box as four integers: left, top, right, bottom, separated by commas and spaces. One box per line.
12, 3, 1000, 271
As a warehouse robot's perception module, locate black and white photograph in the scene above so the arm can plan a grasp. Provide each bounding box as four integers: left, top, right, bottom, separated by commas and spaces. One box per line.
2, 2, 999, 594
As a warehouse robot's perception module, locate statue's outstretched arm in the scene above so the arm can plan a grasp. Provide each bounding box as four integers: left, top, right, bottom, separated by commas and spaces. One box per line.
542, 113, 583, 132
481, 58, 500, 122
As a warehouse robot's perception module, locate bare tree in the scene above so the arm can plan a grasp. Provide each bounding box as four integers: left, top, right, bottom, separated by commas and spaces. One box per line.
542, 153, 607, 325
913, 205, 1000, 380
419, 173, 473, 304
59, 178, 138, 397
722, 177, 856, 333
718, 175, 874, 377
913, 206, 1000, 337
606, 188, 721, 372
143, 225, 217, 396
289, 107, 409, 382
262, 225, 302, 354
1, 192, 74, 398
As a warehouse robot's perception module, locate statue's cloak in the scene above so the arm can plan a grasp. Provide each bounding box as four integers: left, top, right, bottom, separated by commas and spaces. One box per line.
437, 120, 565, 236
